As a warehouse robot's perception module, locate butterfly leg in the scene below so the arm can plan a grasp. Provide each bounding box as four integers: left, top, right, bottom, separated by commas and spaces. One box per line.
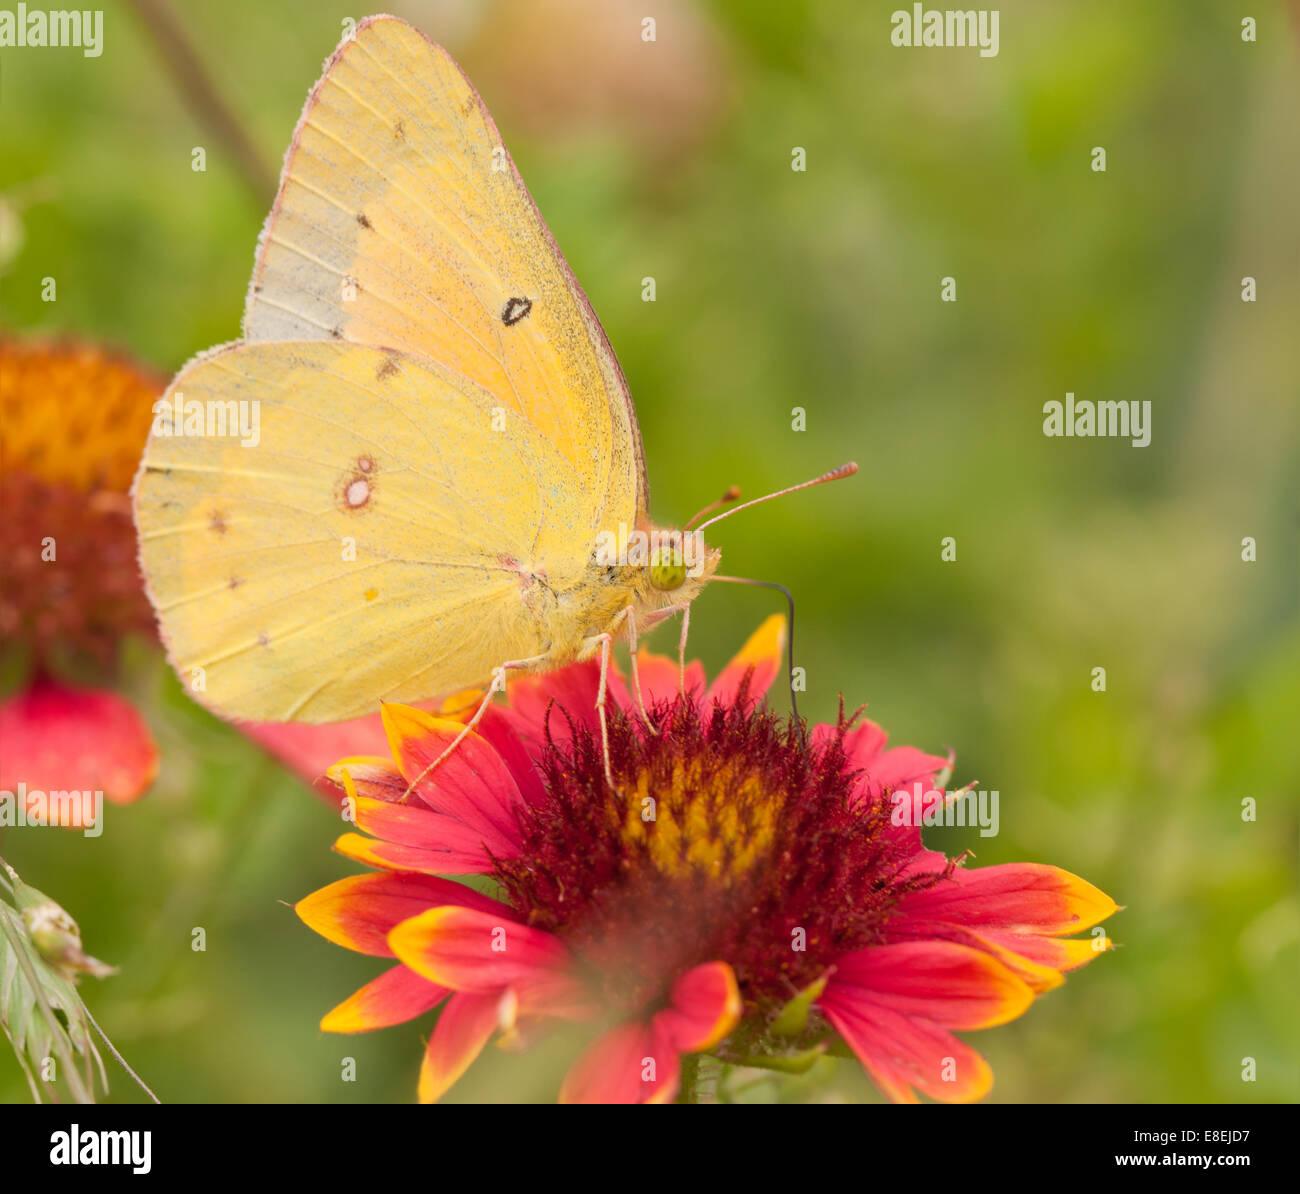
676, 603, 691, 699
591, 630, 618, 789
398, 653, 546, 803
640, 602, 693, 698
621, 604, 659, 735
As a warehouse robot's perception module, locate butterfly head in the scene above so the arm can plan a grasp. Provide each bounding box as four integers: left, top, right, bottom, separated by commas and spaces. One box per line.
633, 527, 720, 620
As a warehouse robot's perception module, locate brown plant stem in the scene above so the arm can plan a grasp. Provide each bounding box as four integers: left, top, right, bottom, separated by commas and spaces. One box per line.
124, 0, 276, 204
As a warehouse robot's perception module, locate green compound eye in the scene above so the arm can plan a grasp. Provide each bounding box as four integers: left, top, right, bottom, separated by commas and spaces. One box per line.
648, 554, 687, 591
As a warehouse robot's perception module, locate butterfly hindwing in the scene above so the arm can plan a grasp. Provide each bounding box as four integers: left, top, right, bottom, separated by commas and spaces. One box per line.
135, 340, 586, 722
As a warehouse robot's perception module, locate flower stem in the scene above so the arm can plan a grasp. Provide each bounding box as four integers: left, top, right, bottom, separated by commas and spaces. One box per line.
124, 0, 276, 203
676, 1054, 720, 1104
84, 1005, 161, 1104
677, 1054, 701, 1103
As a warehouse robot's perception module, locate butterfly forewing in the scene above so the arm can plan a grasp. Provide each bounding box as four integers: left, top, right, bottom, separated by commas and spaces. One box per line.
243, 15, 647, 527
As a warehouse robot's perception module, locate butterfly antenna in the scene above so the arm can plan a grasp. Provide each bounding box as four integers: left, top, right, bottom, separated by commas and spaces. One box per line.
693, 462, 858, 534
685, 485, 742, 531
711, 575, 804, 738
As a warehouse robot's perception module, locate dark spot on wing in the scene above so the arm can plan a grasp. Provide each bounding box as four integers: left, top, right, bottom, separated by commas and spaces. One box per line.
501, 297, 532, 326
330, 326, 343, 339
209, 510, 228, 535
228, 575, 244, 590
375, 356, 400, 381
257, 632, 270, 648
356, 212, 372, 229
393, 118, 405, 142
144, 465, 171, 475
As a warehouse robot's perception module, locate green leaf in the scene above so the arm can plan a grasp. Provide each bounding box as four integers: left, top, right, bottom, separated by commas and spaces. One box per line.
770, 974, 828, 1037
732, 1043, 828, 1074
0, 902, 106, 1102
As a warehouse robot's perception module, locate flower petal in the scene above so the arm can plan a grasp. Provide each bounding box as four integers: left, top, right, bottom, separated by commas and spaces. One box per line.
244, 714, 390, 786
477, 708, 547, 805
819, 988, 993, 1103
705, 614, 786, 708
320, 963, 448, 1033
388, 905, 584, 1014
630, 649, 707, 709
333, 829, 495, 876
345, 793, 495, 853
652, 961, 742, 1053
419, 991, 505, 1103
892, 863, 1119, 936
0, 679, 157, 813
322, 757, 408, 803
558, 1020, 679, 1104
558, 963, 740, 1104
826, 941, 1034, 1031
380, 704, 524, 853
835, 719, 952, 805
978, 927, 1114, 976
885, 923, 1066, 993
497, 659, 607, 751
295, 873, 507, 957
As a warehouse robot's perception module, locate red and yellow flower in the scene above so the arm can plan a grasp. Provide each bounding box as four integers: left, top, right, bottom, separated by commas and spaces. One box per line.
0, 337, 163, 818
297, 617, 1118, 1103
0, 333, 400, 814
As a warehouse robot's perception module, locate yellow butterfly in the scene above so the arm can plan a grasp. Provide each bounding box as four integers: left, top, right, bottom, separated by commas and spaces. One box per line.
134, 15, 852, 770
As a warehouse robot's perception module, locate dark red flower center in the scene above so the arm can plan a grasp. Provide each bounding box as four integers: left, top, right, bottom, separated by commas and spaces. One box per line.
493, 685, 946, 1026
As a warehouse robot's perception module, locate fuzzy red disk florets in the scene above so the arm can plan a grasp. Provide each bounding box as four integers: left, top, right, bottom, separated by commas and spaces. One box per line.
494, 688, 946, 1022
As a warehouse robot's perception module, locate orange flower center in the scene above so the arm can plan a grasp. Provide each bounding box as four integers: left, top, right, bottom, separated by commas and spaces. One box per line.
0, 338, 161, 492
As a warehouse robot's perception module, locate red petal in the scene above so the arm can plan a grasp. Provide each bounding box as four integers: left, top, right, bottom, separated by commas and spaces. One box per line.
350, 791, 510, 860
0, 679, 157, 817
978, 927, 1114, 974
559, 1020, 680, 1104
320, 963, 448, 1033
653, 962, 741, 1053
388, 905, 586, 1015
294, 872, 507, 956
318, 757, 407, 808
477, 707, 547, 805
705, 615, 786, 708
496, 659, 607, 751
333, 830, 496, 876
628, 650, 707, 710
380, 704, 524, 854
819, 988, 993, 1103
418, 991, 505, 1103
892, 863, 1119, 936
832, 719, 951, 807
827, 941, 1033, 1031
244, 713, 390, 786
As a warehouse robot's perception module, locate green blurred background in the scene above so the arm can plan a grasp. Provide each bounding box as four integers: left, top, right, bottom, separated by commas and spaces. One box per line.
2, 0, 1296, 1103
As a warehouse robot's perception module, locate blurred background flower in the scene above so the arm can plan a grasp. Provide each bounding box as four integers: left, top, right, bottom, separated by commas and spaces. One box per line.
0, 337, 163, 816
0, 335, 384, 821
0, 0, 1295, 1102
424, 0, 734, 168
